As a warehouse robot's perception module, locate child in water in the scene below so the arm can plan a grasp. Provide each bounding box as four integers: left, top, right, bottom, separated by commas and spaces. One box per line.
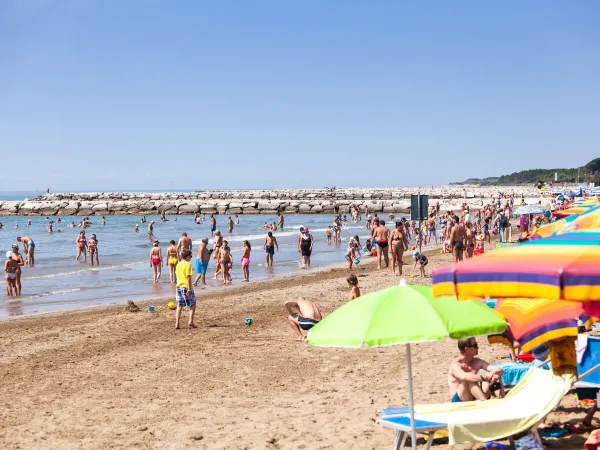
347, 274, 361, 300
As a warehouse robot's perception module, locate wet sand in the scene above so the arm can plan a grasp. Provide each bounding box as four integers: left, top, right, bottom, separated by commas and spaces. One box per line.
0, 246, 592, 449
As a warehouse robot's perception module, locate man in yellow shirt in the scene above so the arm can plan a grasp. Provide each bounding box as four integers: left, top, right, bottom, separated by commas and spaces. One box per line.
175, 250, 197, 329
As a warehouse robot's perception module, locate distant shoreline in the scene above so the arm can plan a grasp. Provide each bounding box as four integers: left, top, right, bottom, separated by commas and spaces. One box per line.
0, 185, 544, 216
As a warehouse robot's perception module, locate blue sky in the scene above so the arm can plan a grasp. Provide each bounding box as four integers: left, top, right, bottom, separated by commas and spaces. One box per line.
1, 1, 599, 191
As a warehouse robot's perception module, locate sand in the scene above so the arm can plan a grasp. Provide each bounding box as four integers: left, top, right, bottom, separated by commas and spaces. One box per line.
0, 248, 593, 449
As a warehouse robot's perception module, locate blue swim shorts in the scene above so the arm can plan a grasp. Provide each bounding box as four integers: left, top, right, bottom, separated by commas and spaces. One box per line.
195, 258, 209, 275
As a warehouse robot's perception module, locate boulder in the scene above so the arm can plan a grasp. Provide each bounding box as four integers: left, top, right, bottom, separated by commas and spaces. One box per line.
298, 203, 312, 212
179, 203, 200, 213
243, 207, 259, 214
92, 203, 109, 212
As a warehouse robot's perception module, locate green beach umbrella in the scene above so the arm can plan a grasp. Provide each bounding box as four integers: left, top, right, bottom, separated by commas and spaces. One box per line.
307, 284, 506, 450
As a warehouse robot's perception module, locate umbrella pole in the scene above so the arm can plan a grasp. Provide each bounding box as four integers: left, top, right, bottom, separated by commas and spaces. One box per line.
406, 344, 417, 450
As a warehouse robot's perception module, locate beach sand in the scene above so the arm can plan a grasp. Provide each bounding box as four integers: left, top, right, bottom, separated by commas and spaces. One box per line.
0, 248, 591, 449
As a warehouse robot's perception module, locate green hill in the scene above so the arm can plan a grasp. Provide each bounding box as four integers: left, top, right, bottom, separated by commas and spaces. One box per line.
453, 158, 600, 186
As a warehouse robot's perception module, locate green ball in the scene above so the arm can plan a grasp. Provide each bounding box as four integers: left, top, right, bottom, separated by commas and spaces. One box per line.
244, 318, 253, 326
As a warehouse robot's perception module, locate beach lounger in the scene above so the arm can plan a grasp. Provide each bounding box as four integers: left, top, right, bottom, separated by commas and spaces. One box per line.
376, 413, 446, 450
377, 368, 574, 446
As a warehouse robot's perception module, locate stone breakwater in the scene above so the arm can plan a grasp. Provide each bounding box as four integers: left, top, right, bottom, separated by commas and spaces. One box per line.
0, 186, 542, 216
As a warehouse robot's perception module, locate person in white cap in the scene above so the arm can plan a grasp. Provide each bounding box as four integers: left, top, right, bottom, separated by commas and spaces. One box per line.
5, 251, 19, 296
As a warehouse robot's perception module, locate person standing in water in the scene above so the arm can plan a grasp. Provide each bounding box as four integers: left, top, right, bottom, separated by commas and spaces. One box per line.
11, 245, 24, 296
166, 240, 179, 284
264, 231, 279, 267
5, 251, 19, 296
210, 215, 217, 236
17, 236, 35, 266
241, 240, 251, 282
193, 238, 211, 287
277, 213, 284, 231
147, 221, 155, 241
227, 216, 234, 235
75, 230, 87, 262
177, 232, 192, 260
149, 240, 163, 283
298, 228, 314, 269
88, 234, 99, 266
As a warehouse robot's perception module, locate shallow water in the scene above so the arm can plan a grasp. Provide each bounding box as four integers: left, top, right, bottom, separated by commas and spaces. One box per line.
0, 213, 406, 317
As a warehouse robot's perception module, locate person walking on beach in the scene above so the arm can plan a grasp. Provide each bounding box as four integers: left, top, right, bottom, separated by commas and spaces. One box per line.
5, 251, 19, 296
147, 221, 155, 241
298, 228, 314, 269
373, 220, 390, 269
88, 234, 99, 266
464, 222, 475, 259
426, 214, 438, 245
390, 222, 408, 276
17, 236, 35, 266
263, 231, 278, 267
449, 216, 466, 263
285, 298, 322, 340
11, 245, 24, 296
241, 240, 251, 282
166, 240, 179, 284
277, 213, 284, 231
149, 240, 163, 283
75, 230, 87, 262
193, 238, 210, 287
210, 215, 217, 236
177, 232, 192, 259
175, 250, 197, 329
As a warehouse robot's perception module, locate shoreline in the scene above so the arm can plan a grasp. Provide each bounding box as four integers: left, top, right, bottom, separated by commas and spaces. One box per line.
0, 185, 544, 216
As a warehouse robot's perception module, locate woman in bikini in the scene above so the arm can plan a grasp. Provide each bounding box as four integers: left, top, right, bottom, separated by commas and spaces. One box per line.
5, 251, 19, 296
11, 245, 24, 296
76, 230, 87, 262
166, 240, 179, 284
88, 234, 99, 266
240, 240, 251, 282
149, 241, 163, 283
390, 222, 408, 276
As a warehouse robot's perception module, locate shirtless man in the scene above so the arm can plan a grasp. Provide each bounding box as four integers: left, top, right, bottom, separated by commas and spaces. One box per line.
372, 220, 391, 269
177, 232, 193, 260
277, 213, 284, 231
193, 238, 211, 287
448, 337, 504, 402
5, 251, 19, 296
448, 216, 466, 263
426, 214, 437, 245
17, 236, 35, 266
227, 216, 234, 235
210, 215, 217, 236
264, 231, 279, 267
464, 221, 475, 259
285, 298, 323, 340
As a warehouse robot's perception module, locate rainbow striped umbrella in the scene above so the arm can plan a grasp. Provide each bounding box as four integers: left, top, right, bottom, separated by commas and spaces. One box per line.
532, 205, 600, 239
494, 298, 583, 353
432, 229, 600, 302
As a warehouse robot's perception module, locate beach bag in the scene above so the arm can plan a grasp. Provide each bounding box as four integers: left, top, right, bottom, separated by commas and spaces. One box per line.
500, 215, 509, 228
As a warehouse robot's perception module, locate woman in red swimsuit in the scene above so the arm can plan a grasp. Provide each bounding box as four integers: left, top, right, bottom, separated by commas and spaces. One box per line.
76, 230, 87, 262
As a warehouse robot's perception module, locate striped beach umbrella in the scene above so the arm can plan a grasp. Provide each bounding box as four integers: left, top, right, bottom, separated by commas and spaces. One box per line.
494, 298, 583, 353
432, 229, 600, 302
532, 205, 600, 240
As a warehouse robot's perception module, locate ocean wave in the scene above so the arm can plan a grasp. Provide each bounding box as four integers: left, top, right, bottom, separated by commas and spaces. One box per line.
18, 288, 83, 301
21, 261, 145, 280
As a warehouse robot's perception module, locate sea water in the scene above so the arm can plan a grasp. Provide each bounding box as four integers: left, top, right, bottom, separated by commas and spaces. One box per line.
0, 213, 389, 317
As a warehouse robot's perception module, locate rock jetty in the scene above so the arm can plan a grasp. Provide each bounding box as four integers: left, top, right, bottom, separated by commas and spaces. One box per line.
0, 186, 542, 216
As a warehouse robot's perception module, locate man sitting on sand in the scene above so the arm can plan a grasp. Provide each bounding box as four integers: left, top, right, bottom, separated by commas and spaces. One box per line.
448, 337, 504, 402
285, 298, 322, 340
